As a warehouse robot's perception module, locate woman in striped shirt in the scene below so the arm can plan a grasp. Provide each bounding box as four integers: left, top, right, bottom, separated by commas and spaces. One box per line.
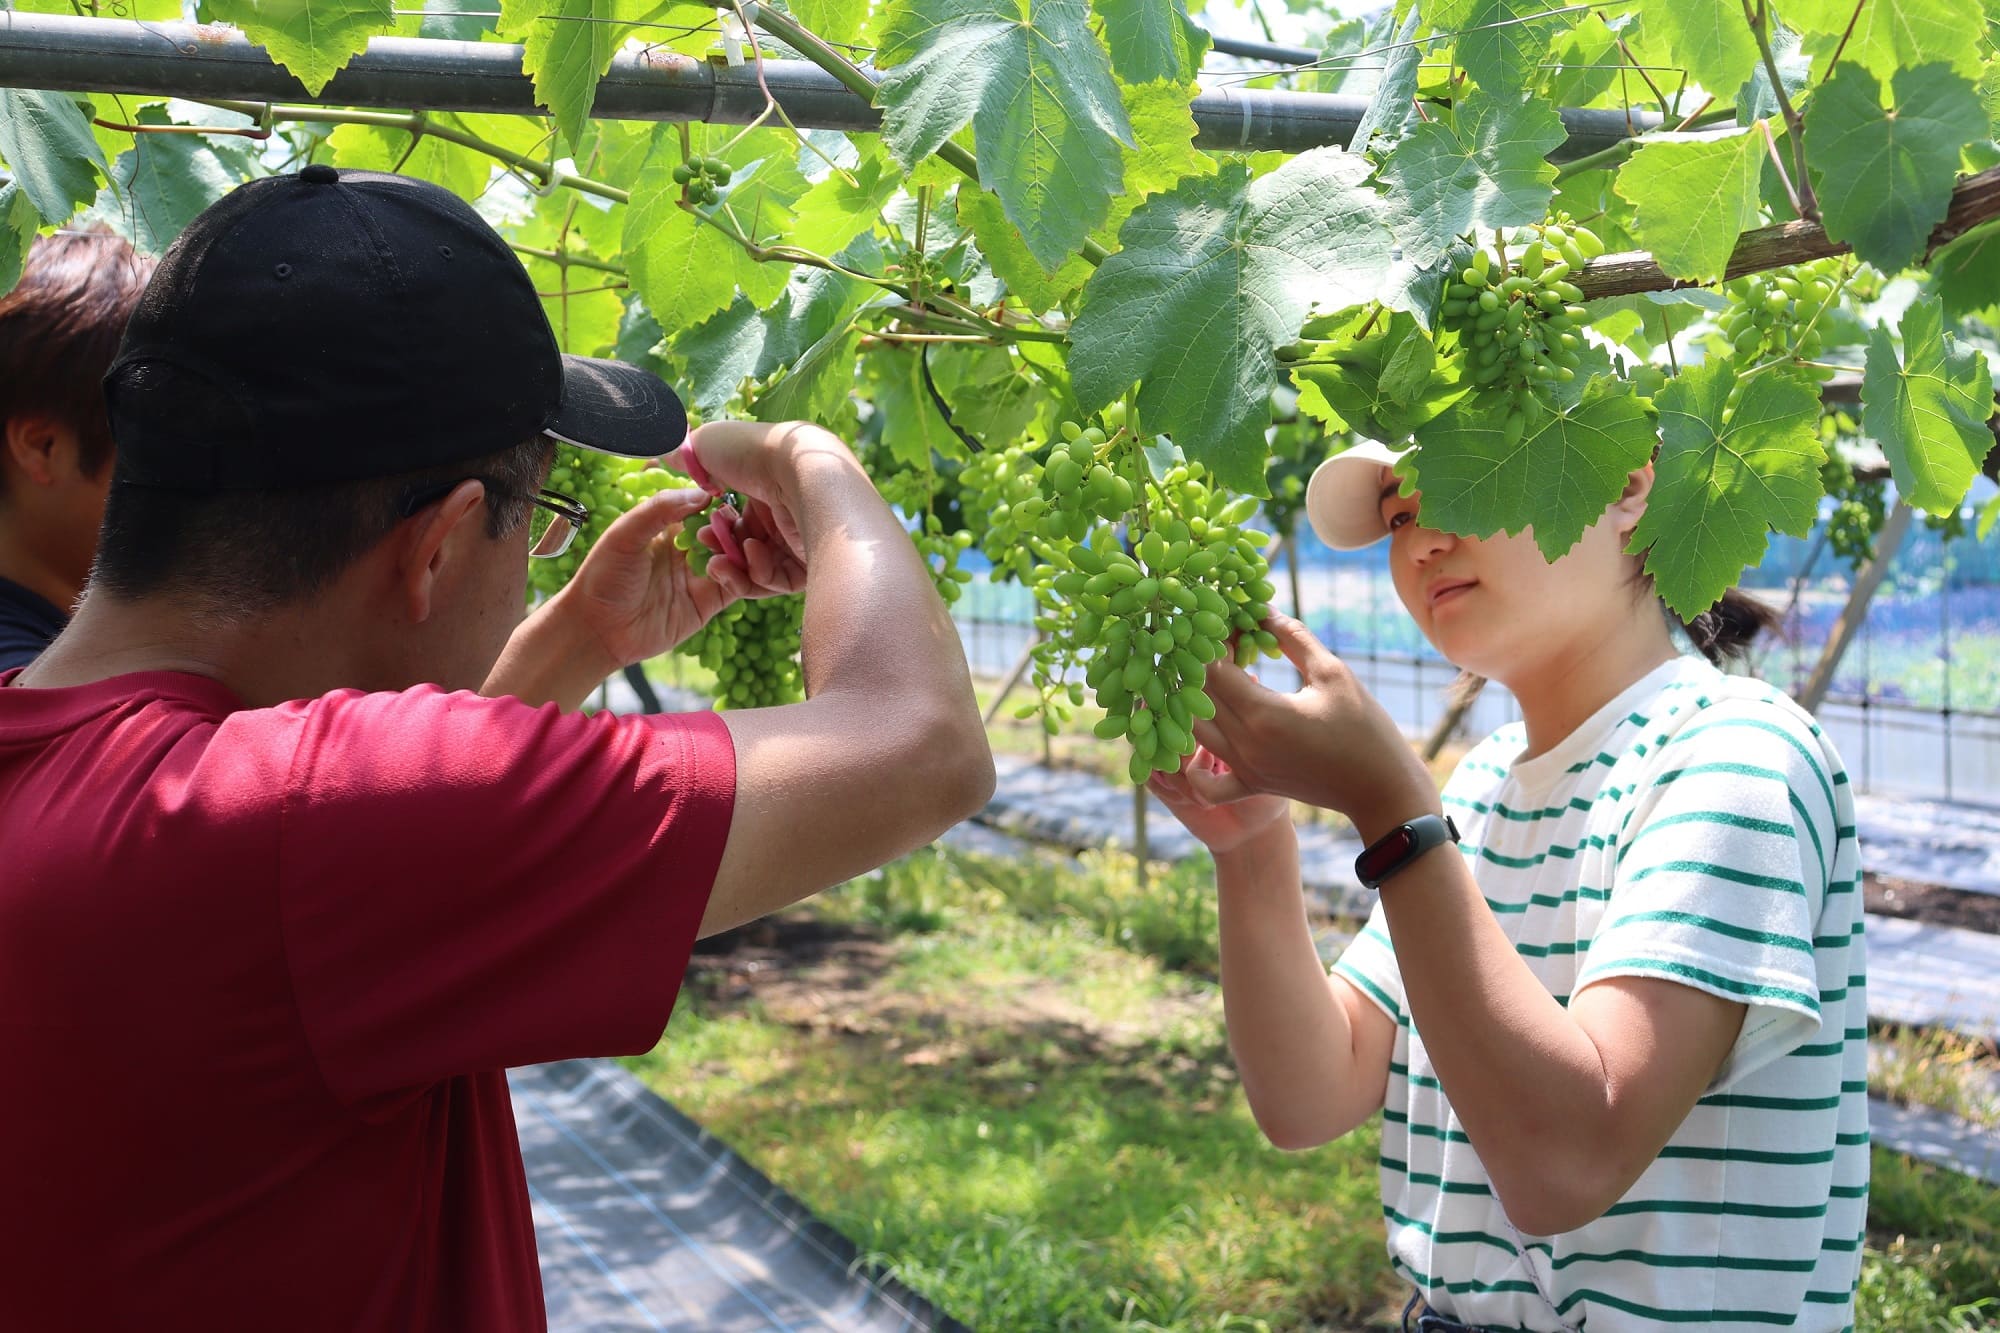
1149, 442, 1867, 1331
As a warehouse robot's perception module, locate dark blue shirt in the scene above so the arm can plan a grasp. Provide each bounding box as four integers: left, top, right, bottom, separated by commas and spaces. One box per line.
0, 576, 66, 671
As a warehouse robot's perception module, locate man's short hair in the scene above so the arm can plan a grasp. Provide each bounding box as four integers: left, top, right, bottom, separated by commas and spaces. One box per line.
0, 228, 155, 492
91, 437, 554, 615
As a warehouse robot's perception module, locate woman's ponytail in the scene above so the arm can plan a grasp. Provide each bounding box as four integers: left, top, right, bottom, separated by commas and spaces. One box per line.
1674, 587, 1782, 666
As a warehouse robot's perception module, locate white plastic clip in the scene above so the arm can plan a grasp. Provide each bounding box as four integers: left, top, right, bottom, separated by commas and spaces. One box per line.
720, 11, 746, 65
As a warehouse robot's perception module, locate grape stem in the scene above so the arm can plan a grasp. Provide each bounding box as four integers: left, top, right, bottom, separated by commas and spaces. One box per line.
1755, 118, 1803, 219
1743, 0, 1818, 223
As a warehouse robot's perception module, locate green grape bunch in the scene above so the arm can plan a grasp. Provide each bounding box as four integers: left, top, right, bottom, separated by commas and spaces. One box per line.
667, 499, 813, 708
1438, 219, 1604, 445
681, 594, 804, 709
957, 436, 1047, 583
671, 153, 733, 205
1818, 416, 1887, 571
527, 447, 692, 600
1017, 419, 1282, 784
913, 512, 975, 603
1717, 265, 1838, 376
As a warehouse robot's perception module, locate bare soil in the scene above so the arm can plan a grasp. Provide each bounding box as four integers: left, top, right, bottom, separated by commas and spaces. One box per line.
1865, 873, 2000, 935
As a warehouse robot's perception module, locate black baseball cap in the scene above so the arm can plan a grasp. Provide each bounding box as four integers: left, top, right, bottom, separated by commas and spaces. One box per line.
103, 164, 686, 489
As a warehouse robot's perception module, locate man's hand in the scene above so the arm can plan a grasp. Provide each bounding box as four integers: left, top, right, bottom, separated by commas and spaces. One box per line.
544, 486, 736, 672
1183, 614, 1437, 841
663, 419, 850, 601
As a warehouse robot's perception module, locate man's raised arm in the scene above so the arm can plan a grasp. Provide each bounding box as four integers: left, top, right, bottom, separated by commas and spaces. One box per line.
673, 421, 993, 934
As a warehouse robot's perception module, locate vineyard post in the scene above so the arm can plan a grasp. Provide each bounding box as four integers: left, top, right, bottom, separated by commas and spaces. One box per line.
1422, 690, 1477, 763
1285, 535, 1303, 619
980, 631, 1042, 726
1132, 782, 1149, 893
1796, 502, 1916, 715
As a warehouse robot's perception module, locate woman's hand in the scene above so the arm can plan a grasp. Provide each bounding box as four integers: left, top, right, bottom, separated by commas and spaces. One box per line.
1185, 614, 1438, 842
1148, 748, 1293, 856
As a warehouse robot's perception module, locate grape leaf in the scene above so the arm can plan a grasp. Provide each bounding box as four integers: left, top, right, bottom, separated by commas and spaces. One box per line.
1377, 90, 1564, 268
1737, 21, 1809, 126
787, 150, 900, 258
1409, 376, 1657, 559
1118, 76, 1213, 198
864, 345, 967, 466
1541, 12, 1621, 110
1069, 150, 1400, 492
958, 79, 1210, 312
204, 0, 393, 96
0, 88, 108, 225
1929, 221, 2000, 322
1613, 127, 1765, 283
1628, 361, 1825, 617
1350, 6, 1426, 152
1290, 326, 1463, 446
95, 107, 260, 256
623, 145, 740, 337
1980, 490, 2000, 541
755, 315, 865, 425
1632, 0, 1757, 98
675, 263, 867, 412
495, 0, 701, 151
0, 183, 37, 298
327, 122, 490, 201
674, 296, 767, 414
959, 187, 1092, 310
412, 0, 497, 39
938, 347, 1046, 445
1429, 0, 1565, 95
874, 0, 1134, 270
784, 0, 870, 46
1311, 18, 1372, 96
1804, 62, 1987, 273
1785, 0, 1984, 83
1095, 0, 1210, 85
1862, 295, 1996, 516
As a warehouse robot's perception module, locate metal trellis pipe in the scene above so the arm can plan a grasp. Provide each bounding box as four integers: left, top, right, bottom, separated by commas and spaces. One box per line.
0, 12, 1659, 160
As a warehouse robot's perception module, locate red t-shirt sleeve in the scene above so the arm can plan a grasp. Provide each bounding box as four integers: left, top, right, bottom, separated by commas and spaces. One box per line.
251, 687, 735, 1109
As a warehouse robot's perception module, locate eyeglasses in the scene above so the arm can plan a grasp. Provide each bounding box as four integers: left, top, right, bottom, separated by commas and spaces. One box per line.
402, 480, 589, 559
522, 489, 589, 558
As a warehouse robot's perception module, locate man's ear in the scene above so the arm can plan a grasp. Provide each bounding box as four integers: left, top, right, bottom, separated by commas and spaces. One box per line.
397, 480, 487, 625
3, 415, 68, 487
1610, 461, 1655, 539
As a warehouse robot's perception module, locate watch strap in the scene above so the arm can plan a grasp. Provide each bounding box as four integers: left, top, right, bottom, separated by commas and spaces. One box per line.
1354, 813, 1461, 891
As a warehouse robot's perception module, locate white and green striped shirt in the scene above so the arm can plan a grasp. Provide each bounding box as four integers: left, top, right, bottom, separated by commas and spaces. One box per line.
1334, 655, 1868, 1331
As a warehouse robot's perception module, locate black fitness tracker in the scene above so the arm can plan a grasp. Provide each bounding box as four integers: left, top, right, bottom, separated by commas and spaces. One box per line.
1354, 814, 1461, 891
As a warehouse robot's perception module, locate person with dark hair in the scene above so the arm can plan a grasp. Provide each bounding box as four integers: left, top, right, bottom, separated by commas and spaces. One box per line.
0, 167, 993, 1331
1148, 440, 1865, 1331
0, 227, 154, 668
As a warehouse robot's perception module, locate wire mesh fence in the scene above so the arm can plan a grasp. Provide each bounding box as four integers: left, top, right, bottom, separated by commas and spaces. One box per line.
951, 512, 2000, 807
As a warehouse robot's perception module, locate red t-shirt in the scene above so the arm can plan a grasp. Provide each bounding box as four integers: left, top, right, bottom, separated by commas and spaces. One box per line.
0, 670, 735, 1332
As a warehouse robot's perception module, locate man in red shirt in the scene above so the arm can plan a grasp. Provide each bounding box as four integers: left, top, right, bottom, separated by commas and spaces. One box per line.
0, 168, 993, 1330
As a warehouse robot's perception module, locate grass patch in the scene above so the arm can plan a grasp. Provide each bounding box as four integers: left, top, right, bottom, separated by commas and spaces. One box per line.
1870, 1023, 2000, 1129
627, 849, 2000, 1330
1862, 1148, 2000, 1328
632, 907, 1397, 1330
817, 844, 1231, 977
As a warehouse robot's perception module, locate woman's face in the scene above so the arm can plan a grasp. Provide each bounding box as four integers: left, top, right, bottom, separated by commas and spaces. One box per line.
1378, 465, 1652, 685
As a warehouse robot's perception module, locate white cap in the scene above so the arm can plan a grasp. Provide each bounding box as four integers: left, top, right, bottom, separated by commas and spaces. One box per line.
1304, 439, 1414, 551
